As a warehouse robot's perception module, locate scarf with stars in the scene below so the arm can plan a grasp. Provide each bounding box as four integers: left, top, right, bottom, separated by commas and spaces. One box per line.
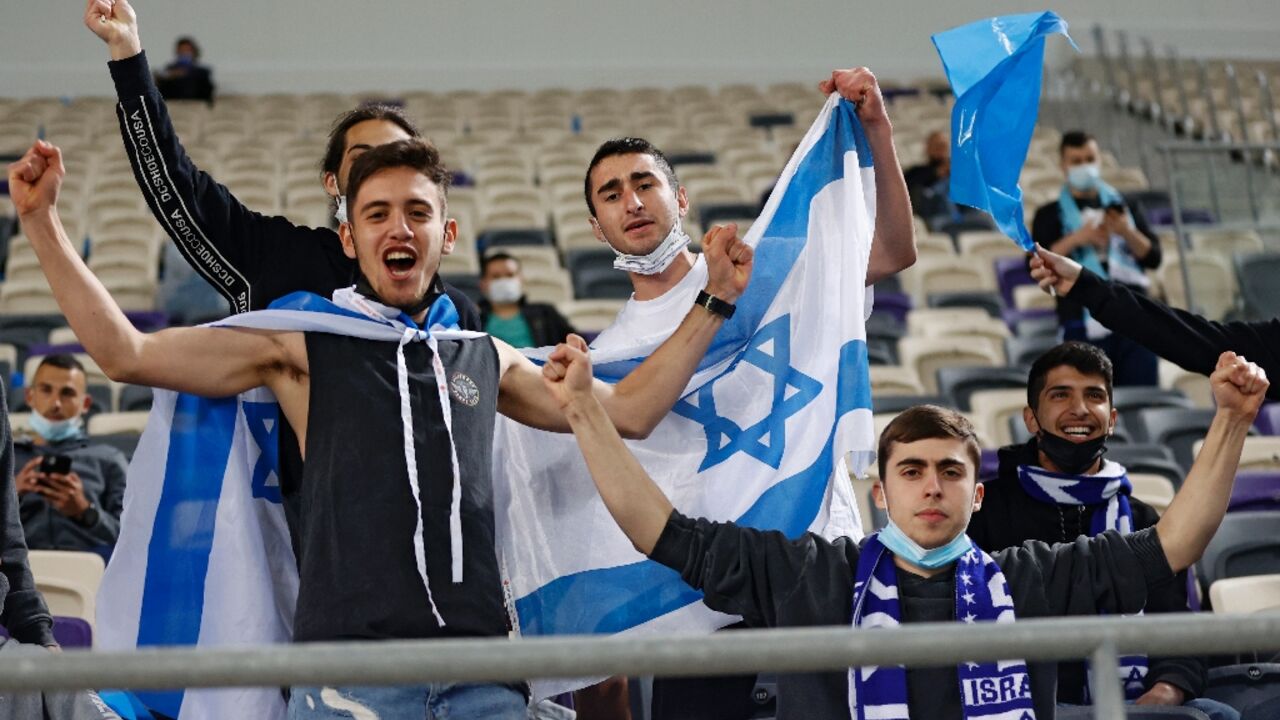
1017, 460, 1148, 701
849, 533, 1036, 720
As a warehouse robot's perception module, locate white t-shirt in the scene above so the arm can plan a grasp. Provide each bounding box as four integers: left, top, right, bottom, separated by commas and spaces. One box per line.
590, 255, 864, 541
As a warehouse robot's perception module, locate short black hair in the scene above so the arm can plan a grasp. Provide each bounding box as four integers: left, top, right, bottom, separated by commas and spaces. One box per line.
583, 137, 679, 218
1026, 341, 1113, 412
37, 353, 86, 376
481, 251, 521, 276
175, 36, 200, 59
1059, 130, 1096, 157
345, 139, 450, 218
322, 104, 422, 178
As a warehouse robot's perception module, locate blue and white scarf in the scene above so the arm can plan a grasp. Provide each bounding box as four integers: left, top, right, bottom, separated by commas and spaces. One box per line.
1059, 181, 1149, 339
1017, 460, 1148, 700
849, 534, 1036, 720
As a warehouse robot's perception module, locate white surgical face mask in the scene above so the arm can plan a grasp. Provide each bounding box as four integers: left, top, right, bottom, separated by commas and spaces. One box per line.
334, 195, 348, 224
485, 277, 523, 305
1066, 162, 1101, 192
611, 221, 690, 275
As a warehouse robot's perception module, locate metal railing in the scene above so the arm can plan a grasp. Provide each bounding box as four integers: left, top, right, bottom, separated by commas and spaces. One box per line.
2, 613, 1278, 719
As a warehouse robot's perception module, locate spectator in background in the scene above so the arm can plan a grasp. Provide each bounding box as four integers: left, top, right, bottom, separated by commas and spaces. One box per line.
14, 355, 125, 553
967, 342, 1239, 720
478, 251, 576, 348
154, 36, 214, 103
1032, 131, 1162, 386
902, 129, 994, 234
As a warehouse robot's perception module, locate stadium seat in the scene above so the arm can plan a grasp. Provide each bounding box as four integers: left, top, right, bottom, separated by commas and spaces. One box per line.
95, 431, 142, 461
1209, 574, 1280, 614
1004, 335, 1059, 369
1159, 253, 1235, 321
935, 366, 1027, 412
1112, 387, 1194, 413
1234, 251, 1280, 321
969, 388, 1030, 448
905, 307, 991, 335
522, 270, 574, 305
574, 266, 634, 300
1253, 404, 1280, 436
1196, 511, 1280, 592
441, 273, 483, 304
562, 299, 625, 335
871, 394, 948, 414
1129, 472, 1175, 512
476, 228, 553, 253
1012, 283, 1055, 311
86, 411, 149, 436
1127, 407, 1219, 470
27, 550, 105, 630
993, 256, 1033, 308
926, 290, 1004, 318
898, 336, 1004, 395
1159, 359, 1214, 409
1057, 707, 1209, 719
1189, 228, 1263, 259
1204, 664, 1280, 717
898, 255, 996, 304
868, 365, 926, 397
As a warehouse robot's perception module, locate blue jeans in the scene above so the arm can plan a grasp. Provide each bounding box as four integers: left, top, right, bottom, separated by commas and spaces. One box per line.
1060, 698, 1240, 720
287, 683, 526, 720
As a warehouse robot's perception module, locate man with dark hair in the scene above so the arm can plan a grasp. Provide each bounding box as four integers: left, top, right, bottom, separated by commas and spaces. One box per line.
478, 252, 576, 348
13, 354, 127, 552
1030, 244, 1280, 401
154, 35, 213, 103
543, 333, 1266, 719
576, 68, 917, 719
1031, 131, 1162, 386
11, 135, 753, 718
967, 341, 1239, 719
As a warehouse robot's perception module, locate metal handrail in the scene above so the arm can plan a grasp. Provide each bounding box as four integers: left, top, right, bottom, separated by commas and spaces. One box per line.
1, 614, 1278, 719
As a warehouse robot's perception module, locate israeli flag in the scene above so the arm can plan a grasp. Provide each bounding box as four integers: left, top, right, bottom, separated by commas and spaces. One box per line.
495, 94, 878, 697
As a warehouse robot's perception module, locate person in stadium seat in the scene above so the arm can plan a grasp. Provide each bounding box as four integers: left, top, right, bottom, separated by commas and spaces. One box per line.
154, 35, 214, 104
1032, 131, 1163, 387
1030, 244, 1280, 401
902, 129, 993, 235
478, 251, 576, 349
11, 136, 751, 719
579, 67, 916, 719
545, 339, 1266, 719
967, 341, 1240, 720
13, 354, 126, 554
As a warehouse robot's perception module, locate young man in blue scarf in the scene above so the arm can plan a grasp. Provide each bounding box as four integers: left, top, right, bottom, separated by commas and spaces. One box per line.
967, 342, 1240, 719
1031, 131, 1162, 386
542, 335, 1266, 719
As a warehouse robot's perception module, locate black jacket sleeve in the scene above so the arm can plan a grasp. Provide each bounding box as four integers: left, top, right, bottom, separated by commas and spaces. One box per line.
1010, 527, 1173, 618
1069, 268, 1280, 400
109, 51, 353, 313
0, 386, 54, 646
85, 447, 129, 547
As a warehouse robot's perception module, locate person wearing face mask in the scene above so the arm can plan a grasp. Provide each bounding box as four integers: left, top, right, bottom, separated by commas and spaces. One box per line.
966, 342, 1240, 720
544, 336, 1267, 719
13, 355, 126, 553
153, 35, 214, 103
478, 252, 577, 349
577, 68, 916, 720
1031, 131, 1162, 386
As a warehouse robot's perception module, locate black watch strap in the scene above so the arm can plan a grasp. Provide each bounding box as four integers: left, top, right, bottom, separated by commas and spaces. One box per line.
694, 290, 736, 319
77, 504, 100, 528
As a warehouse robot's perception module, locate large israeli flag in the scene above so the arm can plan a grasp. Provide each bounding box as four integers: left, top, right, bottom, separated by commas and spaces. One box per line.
495, 94, 878, 696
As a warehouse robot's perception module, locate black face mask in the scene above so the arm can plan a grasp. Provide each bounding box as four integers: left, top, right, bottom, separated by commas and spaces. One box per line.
1036, 429, 1108, 475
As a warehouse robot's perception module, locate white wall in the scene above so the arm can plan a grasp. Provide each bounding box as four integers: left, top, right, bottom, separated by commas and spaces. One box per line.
2, 1, 1277, 99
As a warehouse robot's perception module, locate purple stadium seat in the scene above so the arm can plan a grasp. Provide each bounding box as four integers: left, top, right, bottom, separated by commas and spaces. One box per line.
1229, 471, 1280, 513
0, 616, 92, 648
1253, 403, 1280, 436
979, 448, 999, 481
1001, 307, 1056, 334
994, 256, 1033, 308
872, 291, 912, 326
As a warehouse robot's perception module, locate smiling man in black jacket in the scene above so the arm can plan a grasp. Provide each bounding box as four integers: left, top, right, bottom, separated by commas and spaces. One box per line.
541, 333, 1267, 719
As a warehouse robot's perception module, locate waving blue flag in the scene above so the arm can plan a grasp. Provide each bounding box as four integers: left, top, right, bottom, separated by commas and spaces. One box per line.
933, 11, 1076, 249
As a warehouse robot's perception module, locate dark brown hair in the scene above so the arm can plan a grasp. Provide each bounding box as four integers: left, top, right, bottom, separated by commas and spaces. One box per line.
583, 137, 679, 217
1026, 341, 1113, 413
877, 405, 981, 480
344, 139, 451, 217
321, 104, 422, 178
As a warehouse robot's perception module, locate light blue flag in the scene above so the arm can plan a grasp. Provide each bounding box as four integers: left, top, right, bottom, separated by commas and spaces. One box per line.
933, 11, 1076, 249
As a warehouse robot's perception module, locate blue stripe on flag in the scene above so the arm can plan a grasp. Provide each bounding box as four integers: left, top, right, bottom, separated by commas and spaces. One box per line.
589, 100, 871, 384
135, 394, 238, 717
514, 340, 869, 635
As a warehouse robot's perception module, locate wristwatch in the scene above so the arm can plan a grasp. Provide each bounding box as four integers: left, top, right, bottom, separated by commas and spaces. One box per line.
76, 504, 100, 528
694, 290, 736, 319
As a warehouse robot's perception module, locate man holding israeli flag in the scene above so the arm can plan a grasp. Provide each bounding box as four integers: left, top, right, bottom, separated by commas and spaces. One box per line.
495, 69, 915, 713
9, 136, 751, 719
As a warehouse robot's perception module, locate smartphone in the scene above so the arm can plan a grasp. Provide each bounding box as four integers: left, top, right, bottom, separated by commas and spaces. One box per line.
39, 454, 72, 476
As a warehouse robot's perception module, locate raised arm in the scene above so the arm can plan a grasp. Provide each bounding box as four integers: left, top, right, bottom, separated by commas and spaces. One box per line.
821, 68, 917, 285
1156, 351, 1268, 571
498, 223, 752, 438
1031, 245, 1280, 399
9, 142, 293, 398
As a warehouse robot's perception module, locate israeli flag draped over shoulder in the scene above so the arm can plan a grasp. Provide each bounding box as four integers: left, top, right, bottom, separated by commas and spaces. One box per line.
495, 93, 878, 698
95, 291, 473, 720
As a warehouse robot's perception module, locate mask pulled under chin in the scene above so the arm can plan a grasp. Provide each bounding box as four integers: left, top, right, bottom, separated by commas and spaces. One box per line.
1036, 429, 1108, 475
611, 221, 691, 275
334, 195, 348, 224
877, 516, 971, 570
354, 272, 436, 318
29, 413, 82, 444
